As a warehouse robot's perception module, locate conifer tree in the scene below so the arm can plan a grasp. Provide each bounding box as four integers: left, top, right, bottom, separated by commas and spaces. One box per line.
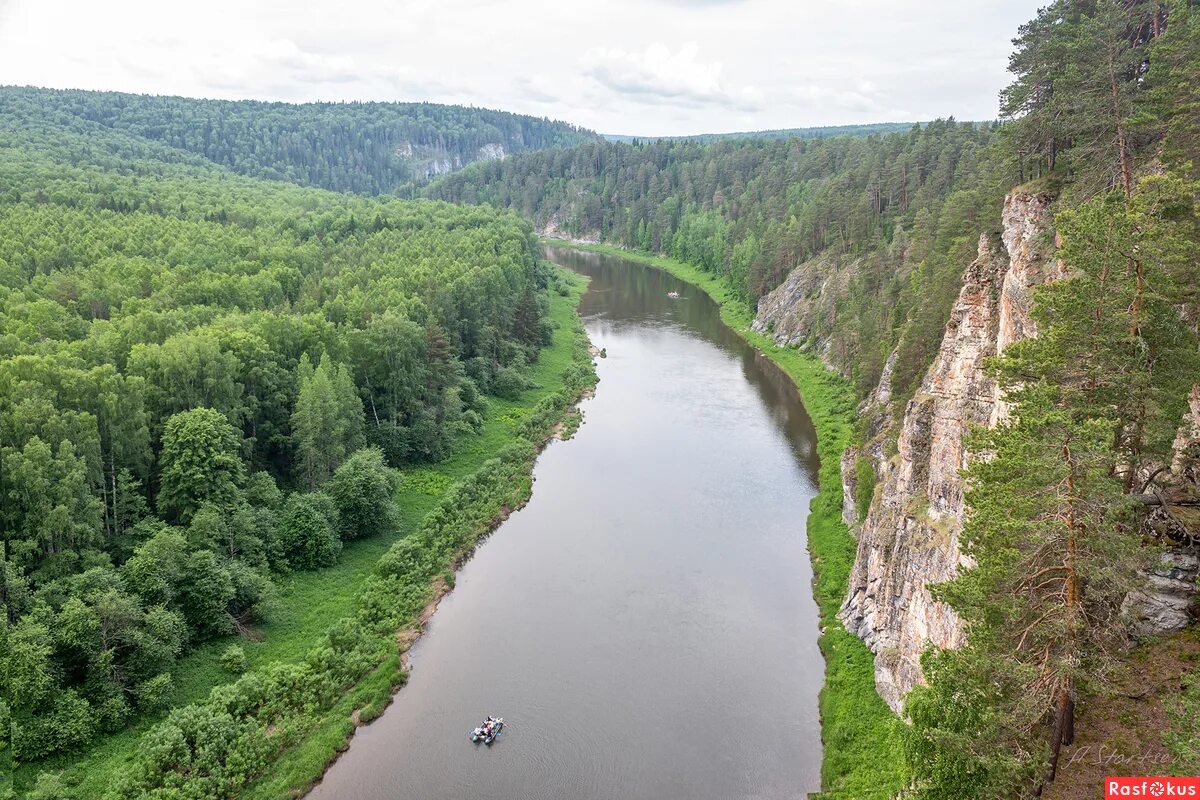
291, 354, 365, 489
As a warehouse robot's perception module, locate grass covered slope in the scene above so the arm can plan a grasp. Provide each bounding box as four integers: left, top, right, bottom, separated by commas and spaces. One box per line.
546, 242, 905, 799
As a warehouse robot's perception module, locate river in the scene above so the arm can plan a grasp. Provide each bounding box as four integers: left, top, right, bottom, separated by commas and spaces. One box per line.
307, 246, 825, 800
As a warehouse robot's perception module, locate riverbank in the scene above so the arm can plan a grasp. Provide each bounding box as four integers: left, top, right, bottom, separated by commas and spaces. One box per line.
240, 269, 598, 800
21, 270, 597, 800
545, 240, 904, 799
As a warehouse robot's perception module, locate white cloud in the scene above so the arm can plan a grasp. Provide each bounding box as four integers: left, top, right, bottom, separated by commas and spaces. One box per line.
583, 42, 763, 111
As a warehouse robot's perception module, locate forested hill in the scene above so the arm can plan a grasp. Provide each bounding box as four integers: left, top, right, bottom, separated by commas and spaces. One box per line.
602, 121, 920, 143
0, 86, 598, 194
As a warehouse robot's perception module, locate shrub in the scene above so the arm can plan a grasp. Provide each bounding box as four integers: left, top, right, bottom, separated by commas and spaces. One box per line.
328, 448, 400, 541
135, 673, 174, 713
277, 493, 342, 570
220, 645, 248, 674
491, 365, 528, 399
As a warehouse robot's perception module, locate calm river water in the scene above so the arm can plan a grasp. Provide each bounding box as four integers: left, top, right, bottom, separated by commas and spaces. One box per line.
307, 246, 824, 800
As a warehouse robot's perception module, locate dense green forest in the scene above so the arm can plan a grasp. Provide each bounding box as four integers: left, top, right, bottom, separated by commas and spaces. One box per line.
428, 119, 1009, 405
0, 106, 599, 797
429, 1, 1200, 797
0, 87, 597, 194
602, 121, 920, 144
1, 0, 1197, 798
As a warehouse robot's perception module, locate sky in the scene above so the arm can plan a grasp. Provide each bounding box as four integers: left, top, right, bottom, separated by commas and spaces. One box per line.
0, 0, 1045, 136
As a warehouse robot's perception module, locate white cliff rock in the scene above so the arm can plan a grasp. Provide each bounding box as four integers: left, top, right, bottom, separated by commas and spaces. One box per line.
839, 192, 1059, 712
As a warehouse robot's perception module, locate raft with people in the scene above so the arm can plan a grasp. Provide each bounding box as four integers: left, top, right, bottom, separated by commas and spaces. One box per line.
470, 716, 505, 745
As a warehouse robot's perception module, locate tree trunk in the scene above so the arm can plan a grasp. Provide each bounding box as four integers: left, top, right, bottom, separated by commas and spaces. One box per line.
1045, 683, 1076, 783
1047, 438, 1082, 784
1108, 38, 1135, 198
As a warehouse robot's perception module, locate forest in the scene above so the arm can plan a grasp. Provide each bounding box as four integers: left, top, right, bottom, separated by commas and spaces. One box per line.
602, 121, 918, 144
428, 118, 1009, 407
0, 87, 597, 194
0, 107, 600, 797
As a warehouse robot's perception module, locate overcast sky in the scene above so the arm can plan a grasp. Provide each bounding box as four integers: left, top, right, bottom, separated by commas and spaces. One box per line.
0, 0, 1044, 136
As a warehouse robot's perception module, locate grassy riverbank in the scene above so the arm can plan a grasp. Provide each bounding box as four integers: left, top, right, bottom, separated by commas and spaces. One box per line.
19, 270, 596, 800
547, 241, 905, 799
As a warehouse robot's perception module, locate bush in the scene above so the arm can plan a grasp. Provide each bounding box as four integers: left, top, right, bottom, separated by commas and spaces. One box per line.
11, 689, 96, 761
329, 448, 400, 541
277, 493, 342, 570
135, 673, 174, 713
491, 365, 529, 399
461, 409, 484, 433
28, 773, 71, 800
220, 645, 248, 674
366, 420, 412, 467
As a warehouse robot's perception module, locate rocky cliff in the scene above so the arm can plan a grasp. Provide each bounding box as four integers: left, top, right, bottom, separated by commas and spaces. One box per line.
396, 141, 508, 181
834, 190, 1198, 712
750, 253, 856, 370
838, 191, 1059, 712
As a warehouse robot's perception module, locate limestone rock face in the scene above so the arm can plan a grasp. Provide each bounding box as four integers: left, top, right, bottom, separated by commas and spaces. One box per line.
751, 254, 855, 368
1124, 551, 1200, 637
477, 143, 507, 161
839, 191, 1058, 712
991, 191, 1065, 425
841, 448, 860, 527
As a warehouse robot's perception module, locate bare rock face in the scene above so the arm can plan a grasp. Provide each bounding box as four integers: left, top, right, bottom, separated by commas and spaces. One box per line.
538, 215, 600, 245
478, 143, 507, 161
841, 448, 860, 527
839, 192, 1058, 712
751, 254, 855, 369
991, 191, 1065, 424
1123, 551, 1200, 637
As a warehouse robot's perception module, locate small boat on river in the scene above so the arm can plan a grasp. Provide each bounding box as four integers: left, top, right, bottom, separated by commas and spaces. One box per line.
667, 291, 680, 299
471, 716, 505, 745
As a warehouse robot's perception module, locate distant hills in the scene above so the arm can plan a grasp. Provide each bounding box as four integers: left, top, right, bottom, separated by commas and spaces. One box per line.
0, 86, 598, 194
602, 122, 923, 143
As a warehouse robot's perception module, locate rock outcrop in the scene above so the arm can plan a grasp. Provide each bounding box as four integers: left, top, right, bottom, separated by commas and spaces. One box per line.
394, 141, 508, 181
538, 215, 600, 245
751, 254, 856, 369
839, 192, 1059, 712
1124, 551, 1200, 638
